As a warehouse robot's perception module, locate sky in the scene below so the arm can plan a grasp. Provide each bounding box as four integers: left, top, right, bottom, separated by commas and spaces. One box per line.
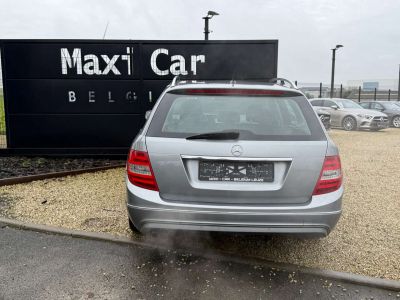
0, 0, 399, 85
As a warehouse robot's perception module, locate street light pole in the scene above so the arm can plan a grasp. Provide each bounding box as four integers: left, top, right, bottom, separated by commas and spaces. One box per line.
203, 11, 219, 41
203, 17, 210, 41
330, 49, 336, 98
330, 45, 343, 98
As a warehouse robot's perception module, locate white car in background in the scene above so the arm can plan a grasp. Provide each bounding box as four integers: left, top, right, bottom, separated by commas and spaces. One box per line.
310, 98, 389, 131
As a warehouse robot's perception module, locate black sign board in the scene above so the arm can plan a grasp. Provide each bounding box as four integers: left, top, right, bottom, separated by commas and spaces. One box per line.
0, 39, 278, 155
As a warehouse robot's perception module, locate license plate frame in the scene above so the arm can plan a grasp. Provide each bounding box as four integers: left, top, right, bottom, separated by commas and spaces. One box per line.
198, 160, 274, 182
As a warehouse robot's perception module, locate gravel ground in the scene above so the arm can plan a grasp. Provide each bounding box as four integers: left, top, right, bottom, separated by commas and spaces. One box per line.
0, 128, 399, 280
0, 157, 124, 179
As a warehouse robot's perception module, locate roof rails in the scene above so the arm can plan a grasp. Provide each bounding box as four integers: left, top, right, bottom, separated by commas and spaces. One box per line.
269, 78, 298, 89
170, 76, 299, 90
171, 75, 181, 87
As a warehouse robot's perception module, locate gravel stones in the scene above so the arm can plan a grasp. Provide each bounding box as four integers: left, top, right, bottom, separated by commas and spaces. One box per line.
0, 128, 399, 280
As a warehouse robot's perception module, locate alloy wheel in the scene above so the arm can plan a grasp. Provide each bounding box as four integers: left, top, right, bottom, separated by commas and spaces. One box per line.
343, 117, 356, 131
392, 116, 400, 128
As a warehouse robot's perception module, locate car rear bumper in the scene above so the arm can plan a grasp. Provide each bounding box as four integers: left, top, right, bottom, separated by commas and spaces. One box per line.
126, 180, 343, 237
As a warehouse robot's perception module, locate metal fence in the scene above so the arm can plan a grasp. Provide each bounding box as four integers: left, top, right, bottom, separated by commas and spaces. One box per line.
0, 49, 6, 149
297, 82, 399, 103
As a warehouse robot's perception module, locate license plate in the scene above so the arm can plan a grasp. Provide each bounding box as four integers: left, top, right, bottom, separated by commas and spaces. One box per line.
198, 161, 274, 182
377, 122, 386, 127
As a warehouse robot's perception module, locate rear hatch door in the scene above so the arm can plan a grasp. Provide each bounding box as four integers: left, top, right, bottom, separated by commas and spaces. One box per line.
145, 87, 327, 205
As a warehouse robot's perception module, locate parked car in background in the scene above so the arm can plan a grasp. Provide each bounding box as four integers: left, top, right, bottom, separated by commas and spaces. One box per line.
126, 79, 343, 237
310, 98, 389, 131
313, 107, 331, 129
359, 101, 400, 128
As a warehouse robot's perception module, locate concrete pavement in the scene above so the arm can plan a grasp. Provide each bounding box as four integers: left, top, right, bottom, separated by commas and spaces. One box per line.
0, 225, 398, 299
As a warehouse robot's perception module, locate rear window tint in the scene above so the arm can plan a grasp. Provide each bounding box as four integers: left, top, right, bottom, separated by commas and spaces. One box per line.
147, 92, 326, 141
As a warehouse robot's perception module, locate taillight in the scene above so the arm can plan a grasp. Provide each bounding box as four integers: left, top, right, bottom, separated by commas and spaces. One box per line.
313, 155, 342, 196
127, 150, 158, 191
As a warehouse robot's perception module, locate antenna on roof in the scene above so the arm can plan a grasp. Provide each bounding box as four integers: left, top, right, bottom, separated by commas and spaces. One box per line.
102, 21, 109, 39
230, 70, 238, 86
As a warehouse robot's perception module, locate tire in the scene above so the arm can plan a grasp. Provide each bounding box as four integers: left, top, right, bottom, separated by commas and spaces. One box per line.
342, 116, 357, 131
392, 115, 400, 128
128, 218, 141, 234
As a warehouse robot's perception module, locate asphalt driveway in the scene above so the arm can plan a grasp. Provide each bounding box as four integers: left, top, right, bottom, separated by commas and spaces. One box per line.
0, 225, 397, 299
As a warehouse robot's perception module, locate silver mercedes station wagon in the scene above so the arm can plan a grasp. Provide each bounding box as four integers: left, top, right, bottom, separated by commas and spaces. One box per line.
126, 79, 343, 237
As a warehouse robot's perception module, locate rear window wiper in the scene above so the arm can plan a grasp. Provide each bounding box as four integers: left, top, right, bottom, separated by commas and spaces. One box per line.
186, 131, 240, 140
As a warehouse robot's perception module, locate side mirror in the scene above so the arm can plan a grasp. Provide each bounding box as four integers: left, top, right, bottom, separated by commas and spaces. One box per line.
331, 105, 339, 110
145, 110, 152, 120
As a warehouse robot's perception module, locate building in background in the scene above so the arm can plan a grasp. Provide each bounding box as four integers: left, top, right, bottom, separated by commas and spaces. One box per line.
346, 79, 398, 101
362, 81, 379, 91
347, 79, 397, 90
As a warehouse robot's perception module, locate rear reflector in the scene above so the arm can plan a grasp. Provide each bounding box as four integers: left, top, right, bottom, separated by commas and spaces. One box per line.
182, 88, 285, 96
127, 150, 158, 191
313, 155, 342, 196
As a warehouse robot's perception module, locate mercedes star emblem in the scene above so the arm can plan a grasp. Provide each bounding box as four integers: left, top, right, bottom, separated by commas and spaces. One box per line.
231, 145, 243, 157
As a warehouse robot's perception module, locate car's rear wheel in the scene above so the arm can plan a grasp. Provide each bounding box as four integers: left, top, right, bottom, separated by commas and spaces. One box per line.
128, 218, 140, 233
392, 116, 400, 128
342, 116, 357, 131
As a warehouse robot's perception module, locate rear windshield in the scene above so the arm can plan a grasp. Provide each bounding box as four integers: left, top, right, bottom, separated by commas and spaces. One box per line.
146, 91, 326, 141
